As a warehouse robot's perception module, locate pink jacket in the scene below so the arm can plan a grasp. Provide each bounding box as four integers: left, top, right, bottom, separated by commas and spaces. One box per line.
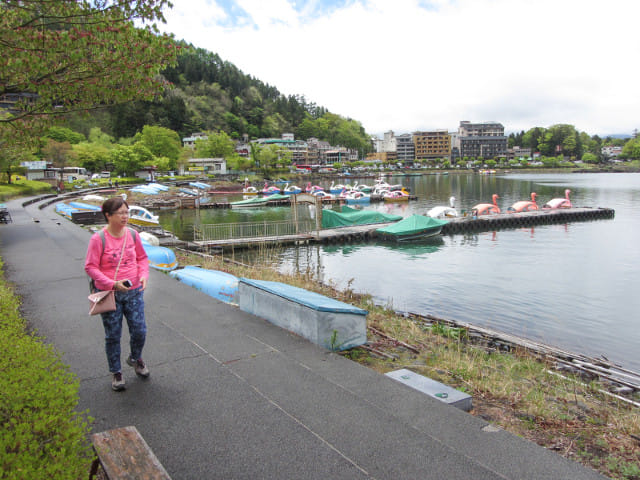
85, 228, 149, 291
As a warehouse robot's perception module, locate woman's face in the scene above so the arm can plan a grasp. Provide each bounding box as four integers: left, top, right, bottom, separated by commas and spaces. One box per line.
107, 204, 129, 228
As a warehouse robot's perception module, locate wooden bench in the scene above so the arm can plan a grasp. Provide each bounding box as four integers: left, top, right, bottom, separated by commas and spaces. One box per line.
89, 426, 171, 480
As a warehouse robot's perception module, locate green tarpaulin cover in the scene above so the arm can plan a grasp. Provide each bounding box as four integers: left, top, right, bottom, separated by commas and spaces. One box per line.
265, 193, 290, 202
230, 196, 270, 206
376, 214, 448, 236
322, 206, 403, 228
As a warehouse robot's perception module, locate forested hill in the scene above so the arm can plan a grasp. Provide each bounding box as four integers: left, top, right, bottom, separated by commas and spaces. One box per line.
93, 43, 372, 154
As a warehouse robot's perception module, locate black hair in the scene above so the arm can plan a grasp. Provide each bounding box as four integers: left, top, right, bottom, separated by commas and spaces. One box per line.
101, 196, 129, 222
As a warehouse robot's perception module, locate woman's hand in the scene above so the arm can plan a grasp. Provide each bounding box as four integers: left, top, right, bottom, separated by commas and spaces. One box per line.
140, 277, 148, 291
114, 280, 130, 292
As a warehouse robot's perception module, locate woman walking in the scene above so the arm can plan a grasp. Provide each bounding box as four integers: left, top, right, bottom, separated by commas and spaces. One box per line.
85, 196, 150, 391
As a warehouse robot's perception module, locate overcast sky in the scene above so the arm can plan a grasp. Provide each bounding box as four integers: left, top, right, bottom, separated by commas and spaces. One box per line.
159, 0, 639, 138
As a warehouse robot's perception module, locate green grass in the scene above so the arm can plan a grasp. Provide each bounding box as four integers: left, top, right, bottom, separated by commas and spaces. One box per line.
0, 257, 95, 479
0, 177, 53, 201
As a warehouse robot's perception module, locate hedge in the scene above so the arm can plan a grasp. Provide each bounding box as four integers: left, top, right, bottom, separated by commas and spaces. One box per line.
0, 257, 94, 479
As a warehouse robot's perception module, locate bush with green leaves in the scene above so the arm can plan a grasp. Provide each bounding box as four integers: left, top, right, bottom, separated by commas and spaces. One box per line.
0, 258, 94, 479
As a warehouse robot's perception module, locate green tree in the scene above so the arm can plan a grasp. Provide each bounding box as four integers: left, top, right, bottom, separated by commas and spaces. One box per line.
227, 154, 253, 172
194, 131, 236, 159
621, 137, 640, 159
0, 0, 178, 145
581, 152, 598, 164
109, 145, 142, 176
0, 145, 33, 183
44, 127, 86, 145
73, 142, 110, 173
42, 139, 73, 178
88, 127, 116, 146
136, 125, 181, 163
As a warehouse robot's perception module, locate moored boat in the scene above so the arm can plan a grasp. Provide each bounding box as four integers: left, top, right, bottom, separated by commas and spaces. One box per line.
262, 182, 281, 195
169, 266, 239, 304
376, 215, 448, 242
383, 188, 410, 202
472, 194, 501, 216
230, 196, 270, 208
343, 190, 371, 204
508, 192, 539, 213
141, 237, 178, 271
283, 183, 303, 194
543, 189, 572, 209
313, 191, 336, 201
128, 205, 160, 227
427, 196, 458, 219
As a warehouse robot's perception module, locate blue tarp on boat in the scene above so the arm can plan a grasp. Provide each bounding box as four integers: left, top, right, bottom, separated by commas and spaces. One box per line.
239, 278, 368, 314
169, 266, 239, 304
68, 201, 101, 211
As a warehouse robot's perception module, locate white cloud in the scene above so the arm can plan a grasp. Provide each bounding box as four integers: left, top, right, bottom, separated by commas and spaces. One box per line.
161, 0, 640, 136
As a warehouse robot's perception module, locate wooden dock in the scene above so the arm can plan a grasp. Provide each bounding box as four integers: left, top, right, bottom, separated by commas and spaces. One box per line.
192, 207, 614, 251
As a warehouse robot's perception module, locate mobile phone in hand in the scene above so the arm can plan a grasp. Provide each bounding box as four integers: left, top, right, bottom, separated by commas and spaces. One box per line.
122, 279, 132, 288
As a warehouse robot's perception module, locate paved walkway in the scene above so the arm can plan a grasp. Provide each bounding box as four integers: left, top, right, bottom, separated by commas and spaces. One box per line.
0, 196, 606, 479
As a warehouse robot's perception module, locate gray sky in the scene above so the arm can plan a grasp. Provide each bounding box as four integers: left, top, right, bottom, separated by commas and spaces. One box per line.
160, 0, 639, 137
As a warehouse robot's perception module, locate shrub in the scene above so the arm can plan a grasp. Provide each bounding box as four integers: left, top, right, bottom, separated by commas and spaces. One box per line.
0, 258, 94, 479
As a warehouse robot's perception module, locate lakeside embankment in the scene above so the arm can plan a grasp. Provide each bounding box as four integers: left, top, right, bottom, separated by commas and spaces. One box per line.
173, 248, 640, 480
5, 172, 640, 478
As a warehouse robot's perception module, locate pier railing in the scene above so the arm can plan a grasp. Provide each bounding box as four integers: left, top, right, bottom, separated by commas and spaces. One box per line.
194, 220, 317, 242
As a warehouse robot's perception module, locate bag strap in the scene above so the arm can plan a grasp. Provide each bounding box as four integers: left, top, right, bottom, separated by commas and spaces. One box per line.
88, 227, 136, 292
112, 230, 127, 283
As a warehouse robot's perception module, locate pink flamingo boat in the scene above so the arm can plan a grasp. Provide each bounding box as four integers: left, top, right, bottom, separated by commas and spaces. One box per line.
383, 188, 410, 202
507, 192, 539, 213
472, 194, 501, 215
305, 182, 324, 194
262, 182, 281, 195
543, 189, 572, 209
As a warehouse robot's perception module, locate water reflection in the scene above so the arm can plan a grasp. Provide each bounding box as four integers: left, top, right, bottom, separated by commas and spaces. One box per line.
157, 173, 640, 371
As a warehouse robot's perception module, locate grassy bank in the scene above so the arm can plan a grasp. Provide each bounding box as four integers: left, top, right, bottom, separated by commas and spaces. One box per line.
175, 249, 640, 480
0, 177, 53, 202
0, 257, 94, 479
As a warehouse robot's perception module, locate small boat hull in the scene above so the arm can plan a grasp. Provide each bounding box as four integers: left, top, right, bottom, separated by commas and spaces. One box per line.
169, 266, 239, 304
141, 242, 178, 271
128, 206, 160, 227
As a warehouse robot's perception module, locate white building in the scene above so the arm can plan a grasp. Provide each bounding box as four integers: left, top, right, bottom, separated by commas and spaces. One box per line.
180, 157, 227, 176
373, 131, 397, 153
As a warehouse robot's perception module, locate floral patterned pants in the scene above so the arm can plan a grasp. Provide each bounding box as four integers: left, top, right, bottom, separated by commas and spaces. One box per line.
100, 287, 146, 374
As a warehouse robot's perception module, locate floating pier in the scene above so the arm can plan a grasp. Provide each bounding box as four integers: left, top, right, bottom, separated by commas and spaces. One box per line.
439, 207, 615, 235
192, 207, 614, 251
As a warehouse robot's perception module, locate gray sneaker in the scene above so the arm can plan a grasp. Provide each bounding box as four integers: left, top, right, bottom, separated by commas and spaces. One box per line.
127, 356, 150, 378
112, 372, 126, 391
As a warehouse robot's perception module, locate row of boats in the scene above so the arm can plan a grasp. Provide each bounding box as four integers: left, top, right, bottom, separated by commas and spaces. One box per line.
240, 178, 412, 205
384, 189, 574, 242
55, 198, 176, 272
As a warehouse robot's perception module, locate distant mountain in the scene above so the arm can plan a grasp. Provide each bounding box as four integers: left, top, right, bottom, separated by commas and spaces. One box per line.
602, 134, 632, 139
69, 41, 372, 155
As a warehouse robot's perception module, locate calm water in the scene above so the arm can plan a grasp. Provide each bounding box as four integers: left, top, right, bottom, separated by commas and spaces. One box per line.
158, 173, 640, 372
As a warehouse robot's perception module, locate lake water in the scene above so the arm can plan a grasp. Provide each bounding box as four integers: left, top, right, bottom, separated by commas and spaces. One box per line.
158, 172, 640, 372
